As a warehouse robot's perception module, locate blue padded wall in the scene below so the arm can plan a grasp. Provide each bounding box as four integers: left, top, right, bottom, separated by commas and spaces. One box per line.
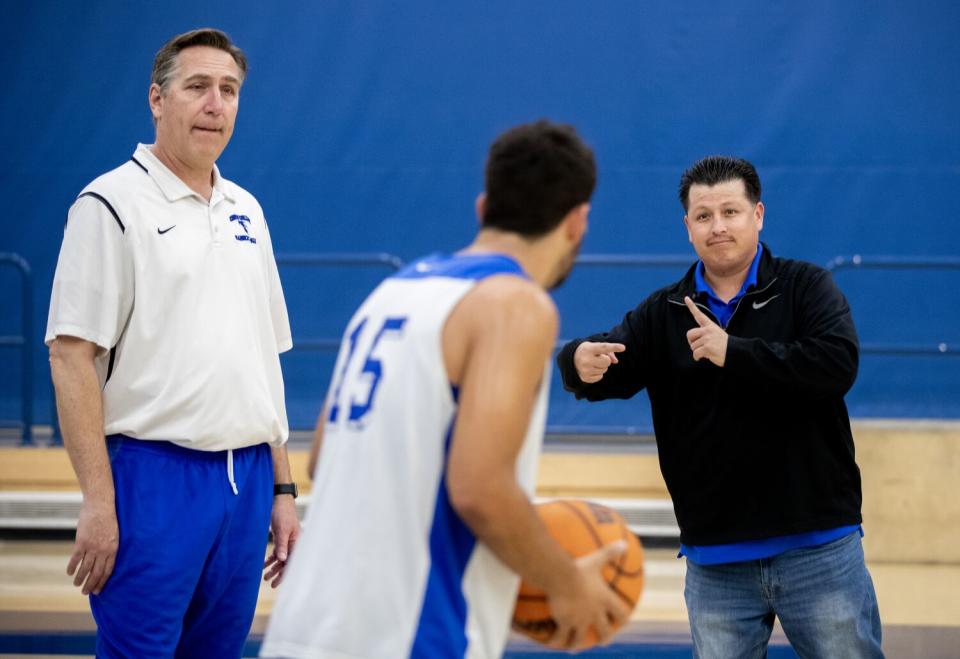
1, 1, 957, 432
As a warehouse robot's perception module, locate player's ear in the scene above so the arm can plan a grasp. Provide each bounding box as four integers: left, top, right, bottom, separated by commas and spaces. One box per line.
474, 193, 487, 227
754, 201, 764, 232
565, 203, 589, 241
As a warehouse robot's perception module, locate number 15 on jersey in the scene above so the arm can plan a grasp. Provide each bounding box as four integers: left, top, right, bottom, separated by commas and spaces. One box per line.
327, 316, 408, 426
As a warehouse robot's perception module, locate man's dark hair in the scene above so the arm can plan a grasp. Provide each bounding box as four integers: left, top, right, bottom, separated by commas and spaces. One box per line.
678, 156, 761, 211
482, 120, 596, 238
152, 28, 248, 93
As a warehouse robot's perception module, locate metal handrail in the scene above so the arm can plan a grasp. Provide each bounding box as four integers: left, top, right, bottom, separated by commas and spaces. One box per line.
283, 253, 694, 352
570, 253, 958, 356
26, 251, 960, 442
0, 253, 33, 445
575, 254, 694, 268
826, 255, 960, 356
858, 343, 956, 356
278, 252, 405, 351
274, 251, 959, 432
826, 255, 960, 272
277, 252, 405, 270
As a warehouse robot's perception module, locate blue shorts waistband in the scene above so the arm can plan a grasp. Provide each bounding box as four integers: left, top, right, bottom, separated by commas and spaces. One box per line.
106, 434, 264, 461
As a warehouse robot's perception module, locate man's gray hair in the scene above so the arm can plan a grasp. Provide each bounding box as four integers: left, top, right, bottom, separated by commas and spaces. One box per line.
151, 28, 248, 93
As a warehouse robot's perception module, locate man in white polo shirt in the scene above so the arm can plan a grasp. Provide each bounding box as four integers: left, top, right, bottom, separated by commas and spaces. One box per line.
46, 28, 300, 658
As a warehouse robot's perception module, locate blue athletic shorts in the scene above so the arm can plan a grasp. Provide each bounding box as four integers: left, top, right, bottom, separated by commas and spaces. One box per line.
91, 435, 273, 658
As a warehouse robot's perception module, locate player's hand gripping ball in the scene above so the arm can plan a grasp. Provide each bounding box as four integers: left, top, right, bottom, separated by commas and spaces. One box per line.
512, 499, 645, 648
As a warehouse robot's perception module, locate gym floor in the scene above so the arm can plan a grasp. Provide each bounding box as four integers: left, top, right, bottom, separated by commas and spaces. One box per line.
2, 539, 959, 658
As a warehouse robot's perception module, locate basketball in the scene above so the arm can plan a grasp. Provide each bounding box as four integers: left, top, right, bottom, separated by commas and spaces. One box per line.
512, 499, 644, 647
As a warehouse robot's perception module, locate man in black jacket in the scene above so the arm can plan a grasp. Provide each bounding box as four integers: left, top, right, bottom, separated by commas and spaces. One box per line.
557, 156, 883, 658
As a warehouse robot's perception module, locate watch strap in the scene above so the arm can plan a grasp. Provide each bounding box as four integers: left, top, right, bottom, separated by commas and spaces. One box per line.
274, 482, 298, 498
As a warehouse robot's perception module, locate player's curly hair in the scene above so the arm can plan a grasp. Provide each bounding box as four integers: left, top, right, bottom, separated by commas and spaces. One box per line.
483, 120, 596, 238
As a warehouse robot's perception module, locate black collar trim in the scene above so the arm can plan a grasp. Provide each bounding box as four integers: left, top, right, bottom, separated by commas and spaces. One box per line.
130, 156, 148, 173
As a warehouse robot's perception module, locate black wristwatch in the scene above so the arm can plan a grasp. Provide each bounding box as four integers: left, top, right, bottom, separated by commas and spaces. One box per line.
274, 482, 298, 499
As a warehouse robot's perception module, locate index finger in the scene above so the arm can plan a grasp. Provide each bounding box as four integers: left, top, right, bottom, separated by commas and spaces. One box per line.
66, 550, 83, 576
683, 296, 711, 327
591, 342, 626, 354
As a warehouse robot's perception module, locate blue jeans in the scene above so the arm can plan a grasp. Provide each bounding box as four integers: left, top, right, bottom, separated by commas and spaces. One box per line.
684, 531, 884, 658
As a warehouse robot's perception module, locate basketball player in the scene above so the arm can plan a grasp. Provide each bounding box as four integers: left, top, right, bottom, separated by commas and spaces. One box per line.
557, 156, 883, 657
260, 120, 629, 658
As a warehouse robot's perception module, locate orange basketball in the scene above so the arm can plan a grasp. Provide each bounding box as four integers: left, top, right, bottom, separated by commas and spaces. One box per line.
512, 499, 644, 648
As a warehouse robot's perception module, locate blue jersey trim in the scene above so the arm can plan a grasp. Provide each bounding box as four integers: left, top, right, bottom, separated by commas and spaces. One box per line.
680, 525, 862, 565
694, 244, 762, 328
410, 417, 475, 657
394, 252, 527, 281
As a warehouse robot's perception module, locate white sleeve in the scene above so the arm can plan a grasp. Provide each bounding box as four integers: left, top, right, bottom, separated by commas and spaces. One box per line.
45, 195, 134, 353
260, 217, 293, 353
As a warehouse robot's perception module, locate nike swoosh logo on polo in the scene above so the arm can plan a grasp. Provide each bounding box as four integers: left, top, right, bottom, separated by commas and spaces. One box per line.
752, 294, 781, 310
158, 225, 176, 235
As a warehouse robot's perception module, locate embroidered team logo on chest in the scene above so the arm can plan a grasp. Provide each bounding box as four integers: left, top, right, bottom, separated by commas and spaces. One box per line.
229, 214, 257, 244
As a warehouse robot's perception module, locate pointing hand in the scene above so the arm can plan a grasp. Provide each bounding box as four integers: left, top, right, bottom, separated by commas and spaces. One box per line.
684, 296, 727, 367
573, 341, 626, 384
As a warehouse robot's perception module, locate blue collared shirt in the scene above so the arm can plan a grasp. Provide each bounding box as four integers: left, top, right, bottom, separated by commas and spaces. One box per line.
693, 243, 763, 328
680, 526, 863, 565
680, 244, 861, 564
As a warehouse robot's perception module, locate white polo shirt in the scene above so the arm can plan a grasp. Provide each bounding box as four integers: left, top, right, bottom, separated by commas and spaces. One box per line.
46, 144, 292, 451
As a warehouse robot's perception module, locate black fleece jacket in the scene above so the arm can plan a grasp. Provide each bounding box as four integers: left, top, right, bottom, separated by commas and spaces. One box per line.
556, 244, 864, 545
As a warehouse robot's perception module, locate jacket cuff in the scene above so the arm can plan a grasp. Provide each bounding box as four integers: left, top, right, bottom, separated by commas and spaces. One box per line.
723, 335, 751, 372
556, 339, 587, 393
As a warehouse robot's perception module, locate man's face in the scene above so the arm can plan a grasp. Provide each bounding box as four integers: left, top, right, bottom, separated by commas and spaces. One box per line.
683, 178, 764, 278
149, 46, 241, 171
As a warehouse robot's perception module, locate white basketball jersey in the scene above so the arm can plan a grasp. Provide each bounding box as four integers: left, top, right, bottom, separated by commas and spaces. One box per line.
261, 253, 550, 659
